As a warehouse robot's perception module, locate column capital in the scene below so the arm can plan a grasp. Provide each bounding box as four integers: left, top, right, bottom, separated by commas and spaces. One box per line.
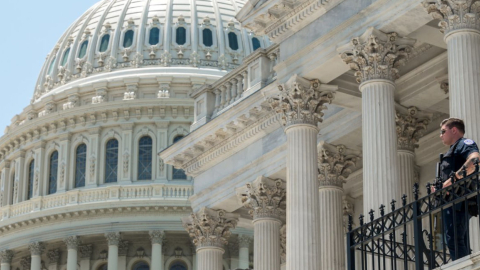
0, 250, 14, 264
20, 256, 31, 269
338, 27, 415, 84
236, 176, 286, 220
395, 106, 431, 152
149, 230, 166, 244
238, 235, 253, 248
79, 244, 93, 260
182, 207, 239, 249
105, 232, 122, 246
268, 74, 336, 127
47, 249, 60, 265
118, 240, 129, 256
64, 235, 81, 250
28, 242, 45, 256
423, 0, 480, 35
318, 143, 359, 188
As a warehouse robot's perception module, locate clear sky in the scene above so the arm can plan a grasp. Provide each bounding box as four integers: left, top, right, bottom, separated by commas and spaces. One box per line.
0, 0, 99, 134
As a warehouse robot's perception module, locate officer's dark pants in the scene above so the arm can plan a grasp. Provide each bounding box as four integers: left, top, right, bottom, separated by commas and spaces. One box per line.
443, 206, 471, 260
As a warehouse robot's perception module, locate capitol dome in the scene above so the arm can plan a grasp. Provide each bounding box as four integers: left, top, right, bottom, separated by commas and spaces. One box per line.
34, 0, 270, 102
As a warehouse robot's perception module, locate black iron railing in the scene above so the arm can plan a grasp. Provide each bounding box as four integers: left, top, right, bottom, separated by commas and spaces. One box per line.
347, 159, 480, 270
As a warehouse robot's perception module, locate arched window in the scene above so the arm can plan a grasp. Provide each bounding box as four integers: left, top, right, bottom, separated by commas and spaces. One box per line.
97, 264, 108, 270
172, 136, 187, 180
61, 48, 70, 66
100, 34, 110, 52
149, 28, 160, 45
123, 30, 134, 48
48, 57, 56, 75
202, 29, 213, 47
228, 32, 239, 50
252, 37, 261, 51
75, 144, 87, 188
78, 40, 89, 58
133, 262, 150, 270
105, 139, 119, 183
138, 136, 152, 180
169, 261, 187, 270
48, 151, 58, 195
28, 160, 35, 200
176, 27, 186, 45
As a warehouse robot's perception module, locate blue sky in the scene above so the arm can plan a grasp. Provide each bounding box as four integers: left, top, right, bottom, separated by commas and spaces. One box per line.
0, 1, 99, 134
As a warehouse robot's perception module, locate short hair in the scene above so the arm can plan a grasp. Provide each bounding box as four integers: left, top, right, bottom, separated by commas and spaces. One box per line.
440, 118, 465, 134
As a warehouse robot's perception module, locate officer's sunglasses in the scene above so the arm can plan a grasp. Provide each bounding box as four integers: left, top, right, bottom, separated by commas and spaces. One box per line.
440, 128, 449, 135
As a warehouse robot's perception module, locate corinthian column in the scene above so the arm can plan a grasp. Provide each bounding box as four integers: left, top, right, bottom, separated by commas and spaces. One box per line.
318, 143, 358, 270
424, 0, 480, 141
29, 242, 45, 270
268, 74, 336, 270
183, 208, 239, 270
105, 232, 121, 270
237, 176, 286, 270
238, 235, 252, 269
395, 106, 430, 202
150, 230, 165, 270
0, 250, 13, 270
64, 236, 80, 270
339, 27, 415, 213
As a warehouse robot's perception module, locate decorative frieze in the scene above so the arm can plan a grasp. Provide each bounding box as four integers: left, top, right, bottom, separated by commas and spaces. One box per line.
236, 176, 286, 220
149, 230, 166, 244
395, 106, 431, 152
92, 89, 107, 104
182, 207, 239, 249
339, 27, 415, 84
268, 74, 336, 127
318, 143, 358, 188
105, 232, 122, 246
79, 244, 93, 259
423, 0, 480, 34
64, 235, 81, 250
63, 94, 79, 110
29, 242, 45, 256
0, 250, 13, 264
47, 249, 60, 264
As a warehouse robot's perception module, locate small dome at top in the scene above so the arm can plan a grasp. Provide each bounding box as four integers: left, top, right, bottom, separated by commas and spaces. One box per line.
34, 0, 271, 103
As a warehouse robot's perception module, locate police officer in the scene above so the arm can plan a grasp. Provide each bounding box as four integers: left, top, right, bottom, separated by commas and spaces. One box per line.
437, 118, 480, 260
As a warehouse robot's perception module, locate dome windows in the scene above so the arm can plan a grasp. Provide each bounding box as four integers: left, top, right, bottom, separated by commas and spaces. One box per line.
27, 160, 35, 200
75, 144, 87, 188
252, 37, 261, 51
123, 30, 134, 48
149, 28, 160, 45
176, 27, 186, 45
138, 136, 153, 180
61, 48, 70, 66
172, 135, 187, 180
47, 57, 56, 75
105, 139, 118, 183
228, 32, 239, 50
202, 29, 213, 47
78, 40, 89, 59
48, 151, 58, 195
99, 34, 110, 53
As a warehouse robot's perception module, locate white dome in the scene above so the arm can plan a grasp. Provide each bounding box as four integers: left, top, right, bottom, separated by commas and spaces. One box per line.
34, 0, 270, 102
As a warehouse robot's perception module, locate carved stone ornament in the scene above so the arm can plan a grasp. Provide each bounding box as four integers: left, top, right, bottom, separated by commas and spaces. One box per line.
182, 207, 239, 249
79, 244, 93, 259
318, 143, 358, 188
338, 27, 415, 84
47, 249, 60, 264
29, 242, 45, 256
238, 235, 253, 248
64, 235, 81, 250
21, 256, 31, 270
149, 230, 166, 244
0, 250, 14, 264
343, 196, 355, 233
236, 176, 286, 220
423, 0, 480, 34
118, 240, 129, 256
280, 225, 286, 264
395, 106, 431, 152
105, 232, 122, 246
268, 74, 336, 127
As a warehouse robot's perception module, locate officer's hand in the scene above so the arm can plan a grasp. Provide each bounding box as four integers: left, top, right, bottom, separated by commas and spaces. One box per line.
443, 178, 452, 188
431, 184, 436, 193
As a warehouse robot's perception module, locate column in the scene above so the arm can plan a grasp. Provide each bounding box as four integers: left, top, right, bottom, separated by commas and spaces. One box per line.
339, 27, 415, 213
29, 242, 45, 270
268, 74, 336, 270
105, 232, 121, 270
230, 79, 238, 102
14, 151, 25, 203
64, 236, 80, 270
79, 245, 93, 270
32, 142, 46, 198
47, 249, 60, 270
236, 176, 286, 270
183, 208, 239, 270
318, 143, 358, 270
238, 235, 252, 269
395, 106, 430, 201
424, 0, 480, 141
118, 241, 128, 270
0, 250, 13, 270
150, 230, 165, 270
213, 89, 221, 115
87, 128, 101, 187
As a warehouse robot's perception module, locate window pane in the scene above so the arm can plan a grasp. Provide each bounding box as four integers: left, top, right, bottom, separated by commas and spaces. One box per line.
48, 57, 56, 75
176, 27, 186, 45
202, 29, 213, 47
172, 136, 187, 180
28, 160, 35, 200
252, 37, 261, 51
133, 262, 150, 270
105, 139, 118, 183
11, 173, 15, 204
75, 144, 87, 188
149, 28, 160, 45
123, 30, 134, 48
49, 151, 58, 195
138, 136, 152, 180
78, 40, 88, 58
100, 34, 110, 52
228, 32, 239, 50
170, 262, 187, 270
61, 48, 70, 66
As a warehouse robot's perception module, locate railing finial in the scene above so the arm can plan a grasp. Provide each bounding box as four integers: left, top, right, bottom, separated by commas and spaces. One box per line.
380, 204, 385, 216
348, 214, 353, 231
390, 199, 396, 211
402, 194, 407, 206
369, 209, 375, 222
359, 214, 364, 226
413, 182, 419, 200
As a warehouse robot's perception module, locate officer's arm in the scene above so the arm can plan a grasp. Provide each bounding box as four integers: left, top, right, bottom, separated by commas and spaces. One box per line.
454, 151, 480, 179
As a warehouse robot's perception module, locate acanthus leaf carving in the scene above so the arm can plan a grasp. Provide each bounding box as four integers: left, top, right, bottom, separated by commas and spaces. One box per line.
395, 106, 432, 152
423, 0, 480, 34
318, 143, 359, 188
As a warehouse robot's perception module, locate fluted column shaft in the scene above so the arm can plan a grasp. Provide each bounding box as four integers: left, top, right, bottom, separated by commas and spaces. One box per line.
151, 243, 163, 270
360, 80, 399, 213
197, 247, 224, 270
319, 186, 345, 270
254, 218, 281, 270
446, 31, 480, 142
239, 246, 249, 269
107, 245, 118, 270
0, 250, 13, 270
67, 249, 77, 270
398, 150, 416, 202
286, 124, 321, 270
31, 256, 41, 270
